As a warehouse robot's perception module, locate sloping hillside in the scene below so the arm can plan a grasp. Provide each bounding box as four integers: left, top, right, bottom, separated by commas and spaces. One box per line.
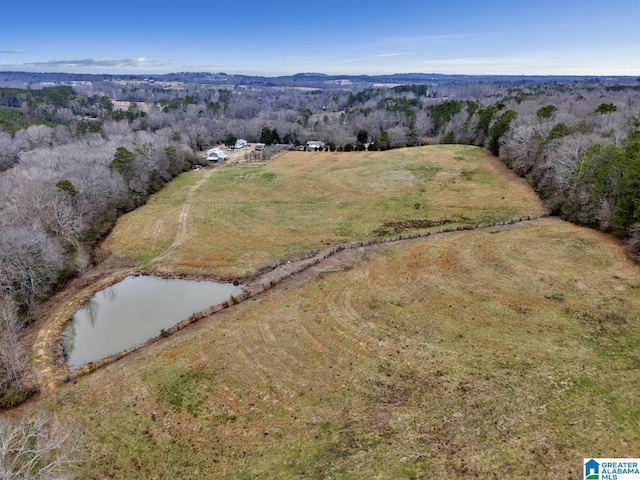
28, 146, 640, 478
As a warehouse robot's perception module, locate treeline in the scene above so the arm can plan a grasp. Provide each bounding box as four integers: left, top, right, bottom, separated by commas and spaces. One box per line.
0, 97, 196, 406
1, 77, 640, 406
426, 91, 640, 258
0, 85, 115, 125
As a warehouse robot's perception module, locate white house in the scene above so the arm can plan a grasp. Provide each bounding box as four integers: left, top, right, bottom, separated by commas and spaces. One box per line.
206, 147, 228, 162
305, 140, 325, 151
234, 139, 248, 149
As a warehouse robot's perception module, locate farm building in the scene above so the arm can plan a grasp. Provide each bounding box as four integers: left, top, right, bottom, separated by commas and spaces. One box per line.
206, 148, 228, 162
305, 140, 325, 151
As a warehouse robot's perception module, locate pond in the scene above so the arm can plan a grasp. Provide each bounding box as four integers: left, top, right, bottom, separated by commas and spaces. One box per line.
62, 275, 243, 369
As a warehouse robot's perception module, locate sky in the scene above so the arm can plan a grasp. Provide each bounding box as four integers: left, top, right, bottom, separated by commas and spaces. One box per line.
2, 0, 640, 77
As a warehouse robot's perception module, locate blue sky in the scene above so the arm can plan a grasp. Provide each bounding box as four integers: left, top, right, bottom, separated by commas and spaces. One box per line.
2, 0, 639, 76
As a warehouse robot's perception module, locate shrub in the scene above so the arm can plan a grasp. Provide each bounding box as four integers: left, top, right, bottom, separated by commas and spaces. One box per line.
441, 132, 456, 144
536, 105, 557, 119
595, 103, 618, 114
548, 122, 572, 140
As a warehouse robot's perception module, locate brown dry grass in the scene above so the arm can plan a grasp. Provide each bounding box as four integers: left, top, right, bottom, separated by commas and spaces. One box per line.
35, 217, 640, 479
24, 146, 640, 478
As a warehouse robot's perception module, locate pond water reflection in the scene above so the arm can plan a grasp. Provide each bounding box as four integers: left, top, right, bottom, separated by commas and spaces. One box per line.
62, 275, 242, 369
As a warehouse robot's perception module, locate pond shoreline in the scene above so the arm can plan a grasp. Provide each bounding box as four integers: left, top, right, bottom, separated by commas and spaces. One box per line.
62, 275, 243, 369
28, 214, 548, 397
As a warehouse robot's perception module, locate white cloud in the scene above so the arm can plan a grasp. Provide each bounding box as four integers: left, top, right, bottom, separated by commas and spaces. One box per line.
0, 57, 181, 72
374, 52, 408, 58
379, 34, 473, 44
31, 57, 172, 68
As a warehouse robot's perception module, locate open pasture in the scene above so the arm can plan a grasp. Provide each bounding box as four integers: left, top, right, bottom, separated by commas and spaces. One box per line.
104, 145, 546, 278
43, 217, 640, 479
26, 146, 640, 479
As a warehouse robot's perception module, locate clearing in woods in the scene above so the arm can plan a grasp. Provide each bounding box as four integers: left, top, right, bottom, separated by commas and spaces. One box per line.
104, 145, 547, 278
27, 146, 640, 478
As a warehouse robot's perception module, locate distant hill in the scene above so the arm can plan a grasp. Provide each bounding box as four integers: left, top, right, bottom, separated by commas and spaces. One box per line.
1, 70, 637, 90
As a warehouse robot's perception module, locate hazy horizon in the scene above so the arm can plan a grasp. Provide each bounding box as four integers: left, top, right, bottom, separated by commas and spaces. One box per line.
2, 0, 640, 77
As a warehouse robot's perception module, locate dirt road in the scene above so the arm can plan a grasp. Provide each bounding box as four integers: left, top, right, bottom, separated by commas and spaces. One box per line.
150, 168, 213, 267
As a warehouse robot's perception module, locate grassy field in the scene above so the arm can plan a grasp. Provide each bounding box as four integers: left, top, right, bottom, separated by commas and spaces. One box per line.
27, 146, 640, 478
104, 145, 546, 278
39, 218, 640, 479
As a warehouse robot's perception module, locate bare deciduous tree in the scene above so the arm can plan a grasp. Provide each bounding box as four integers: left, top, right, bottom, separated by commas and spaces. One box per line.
413, 110, 433, 145
499, 119, 550, 176
0, 301, 28, 394
540, 133, 602, 192
0, 410, 79, 479
0, 226, 65, 310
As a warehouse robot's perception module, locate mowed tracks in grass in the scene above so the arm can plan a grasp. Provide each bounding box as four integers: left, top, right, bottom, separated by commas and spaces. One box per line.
27, 146, 640, 478
149, 167, 214, 268
42, 217, 640, 479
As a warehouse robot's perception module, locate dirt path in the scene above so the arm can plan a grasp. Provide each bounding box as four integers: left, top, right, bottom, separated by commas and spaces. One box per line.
29, 264, 134, 394
150, 168, 213, 266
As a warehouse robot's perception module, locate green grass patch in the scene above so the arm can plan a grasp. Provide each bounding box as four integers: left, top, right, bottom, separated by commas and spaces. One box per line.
154, 365, 212, 417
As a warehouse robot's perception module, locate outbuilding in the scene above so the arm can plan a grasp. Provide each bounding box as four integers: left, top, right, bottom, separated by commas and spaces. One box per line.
305, 140, 325, 151
206, 147, 228, 162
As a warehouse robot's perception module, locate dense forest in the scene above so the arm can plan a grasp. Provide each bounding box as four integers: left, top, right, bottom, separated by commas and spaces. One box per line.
1, 73, 640, 408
